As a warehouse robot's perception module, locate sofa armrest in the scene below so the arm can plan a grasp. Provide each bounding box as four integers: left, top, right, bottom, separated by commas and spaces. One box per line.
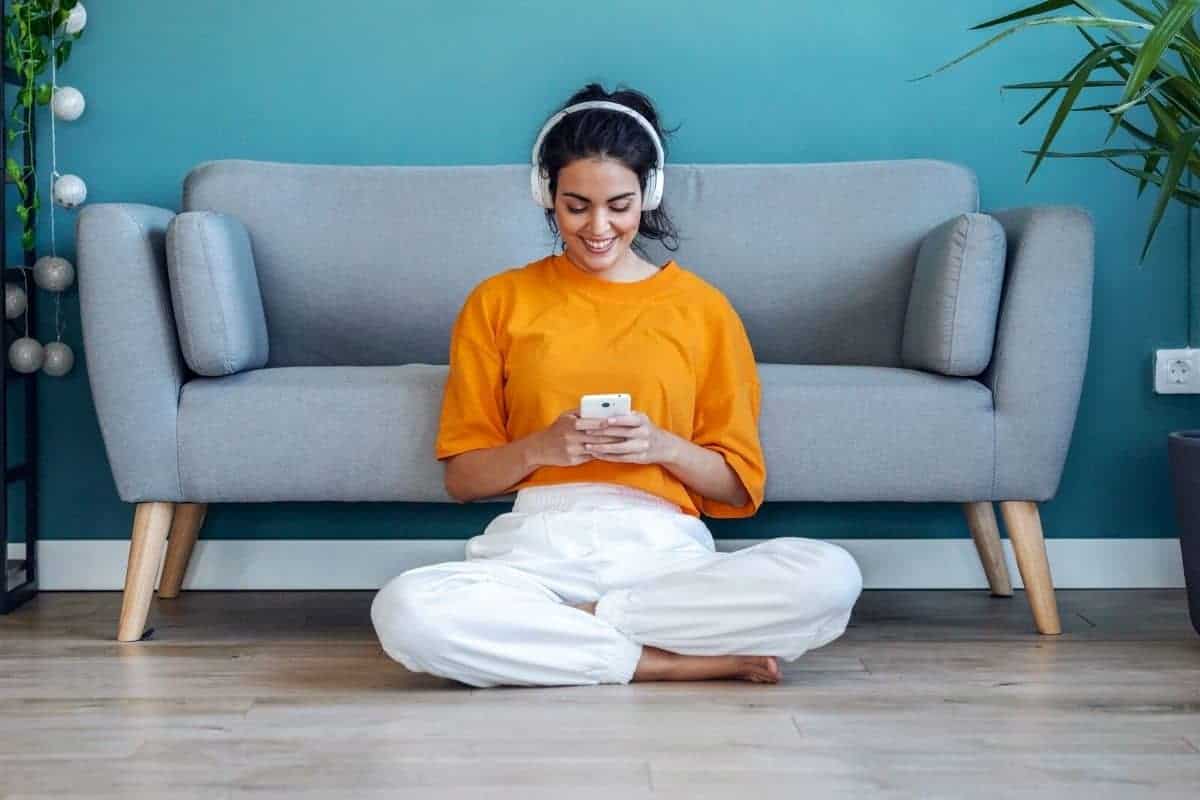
77, 203, 187, 502
979, 205, 1095, 501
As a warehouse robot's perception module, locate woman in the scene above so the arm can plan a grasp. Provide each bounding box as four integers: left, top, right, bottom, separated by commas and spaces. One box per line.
371, 83, 863, 688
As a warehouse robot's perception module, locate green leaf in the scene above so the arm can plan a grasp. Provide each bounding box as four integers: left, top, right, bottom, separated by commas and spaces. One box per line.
969, 0, 1077, 30
55, 39, 72, 68
7, 128, 17, 144
1139, 151, 1163, 197
912, 16, 1152, 83
34, 82, 51, 105
1017, 37, 1116, 125
1020, 146, 1171, 157
15, 204, 28, 224
1115, 0, 1164, 26
1105, 158, 1200, 205
21, 229, 34, 251
1140, 125, 1200, 261
1116, 0, 1200, 109
1109, 74, 1182, 116
1002, 79, 1125, 88
5, 156, 21, 183
1146, 94, 1183, 143
1108, 160, 1200, 206
1026, 44, 1116, 182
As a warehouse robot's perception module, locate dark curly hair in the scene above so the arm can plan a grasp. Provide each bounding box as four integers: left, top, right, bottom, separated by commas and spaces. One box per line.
535, 82, 681, 256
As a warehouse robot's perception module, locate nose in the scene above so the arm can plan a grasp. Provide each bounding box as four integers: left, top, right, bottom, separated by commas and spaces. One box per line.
585, 207, 615, 235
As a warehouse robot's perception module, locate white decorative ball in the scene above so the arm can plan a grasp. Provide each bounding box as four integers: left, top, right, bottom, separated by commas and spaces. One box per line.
62, 3, 87, 36
41, 341, 74, 377
53, 174, 86, 208
33, 256, 75, 292
51, 86, 85, 121
5, 283, 27, 319
9, 337, 44, 373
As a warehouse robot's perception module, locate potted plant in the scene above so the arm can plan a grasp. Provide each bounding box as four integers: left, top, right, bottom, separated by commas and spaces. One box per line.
914, 0, 1200, 634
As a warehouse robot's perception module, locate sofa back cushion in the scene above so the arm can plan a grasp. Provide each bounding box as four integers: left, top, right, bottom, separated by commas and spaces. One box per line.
901, 213, 1006, 377
181, 158, 979, 368
166, 211, 269, 376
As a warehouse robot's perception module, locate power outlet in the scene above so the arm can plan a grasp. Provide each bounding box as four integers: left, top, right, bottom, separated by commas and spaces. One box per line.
1155, 348, 1200, 393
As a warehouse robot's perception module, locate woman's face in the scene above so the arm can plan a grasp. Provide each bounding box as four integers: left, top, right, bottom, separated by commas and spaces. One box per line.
553, 156, 643, 276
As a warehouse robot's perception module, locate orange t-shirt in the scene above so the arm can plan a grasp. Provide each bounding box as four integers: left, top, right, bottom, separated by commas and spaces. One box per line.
434, 252, 765, 519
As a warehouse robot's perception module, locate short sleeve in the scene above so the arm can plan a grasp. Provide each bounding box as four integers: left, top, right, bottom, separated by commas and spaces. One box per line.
434, 282, 509, 461
688, 297, 766, 518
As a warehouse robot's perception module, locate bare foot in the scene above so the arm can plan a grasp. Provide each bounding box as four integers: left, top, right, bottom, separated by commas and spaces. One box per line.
572, 601, 780, 684
632, 645, 780, 684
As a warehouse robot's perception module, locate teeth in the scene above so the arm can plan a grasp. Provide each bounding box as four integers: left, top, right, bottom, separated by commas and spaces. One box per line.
584, 237, 615, 250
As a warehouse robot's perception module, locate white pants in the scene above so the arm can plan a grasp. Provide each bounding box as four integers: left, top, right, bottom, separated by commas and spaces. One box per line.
371, 482, 863, 688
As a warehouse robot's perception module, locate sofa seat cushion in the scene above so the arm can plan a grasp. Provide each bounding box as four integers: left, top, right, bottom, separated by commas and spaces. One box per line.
177, 363, 995, 503
757, 364, 994, 501
178, 365, 450, 501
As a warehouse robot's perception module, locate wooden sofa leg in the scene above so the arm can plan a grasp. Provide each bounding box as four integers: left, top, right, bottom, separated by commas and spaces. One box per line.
158, 503, 208, 599
962, 502, 1013, 597
117, 502, 175, 642
998, 500, 1062, 635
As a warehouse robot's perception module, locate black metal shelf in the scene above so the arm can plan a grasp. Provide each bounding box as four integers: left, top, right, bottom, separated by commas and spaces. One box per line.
2, 2, 41, 614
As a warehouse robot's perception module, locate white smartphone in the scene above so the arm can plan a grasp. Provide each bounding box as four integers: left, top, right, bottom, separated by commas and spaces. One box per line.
580, 393, 632, 419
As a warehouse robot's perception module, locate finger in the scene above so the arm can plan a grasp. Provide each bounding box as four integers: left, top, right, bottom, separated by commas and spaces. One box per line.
588, 451, 641, 463
590, 426, 636, 439
580, 435, 623, 445
586, 439, 648, 455
574, 418, 604, 430
604, 414, 642, 427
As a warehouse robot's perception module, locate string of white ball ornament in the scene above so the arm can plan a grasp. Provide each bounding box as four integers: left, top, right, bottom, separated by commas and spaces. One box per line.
6, 2, 87, 378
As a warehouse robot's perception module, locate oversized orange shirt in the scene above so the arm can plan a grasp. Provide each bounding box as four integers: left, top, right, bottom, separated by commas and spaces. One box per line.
434, 252, 765, 519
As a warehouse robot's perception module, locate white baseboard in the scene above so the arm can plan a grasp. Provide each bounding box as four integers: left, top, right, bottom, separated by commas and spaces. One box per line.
9, 538, 1187, 590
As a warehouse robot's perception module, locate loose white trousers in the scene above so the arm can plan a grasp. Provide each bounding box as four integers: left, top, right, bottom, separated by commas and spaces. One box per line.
371, 482, 863, 688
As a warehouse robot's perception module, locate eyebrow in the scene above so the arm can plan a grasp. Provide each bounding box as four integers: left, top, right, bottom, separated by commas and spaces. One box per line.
562, 191, 637, 203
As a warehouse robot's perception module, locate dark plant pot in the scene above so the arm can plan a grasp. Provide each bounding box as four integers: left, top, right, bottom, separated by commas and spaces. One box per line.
1167, 431, 1200, 636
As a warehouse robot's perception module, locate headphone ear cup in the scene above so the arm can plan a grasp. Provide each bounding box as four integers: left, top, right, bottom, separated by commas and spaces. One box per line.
643, 168, 663, 211
531, 167, 553, 209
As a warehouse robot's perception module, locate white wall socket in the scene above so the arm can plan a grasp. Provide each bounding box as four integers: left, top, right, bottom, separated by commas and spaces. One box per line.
1155, 348, 1200, 393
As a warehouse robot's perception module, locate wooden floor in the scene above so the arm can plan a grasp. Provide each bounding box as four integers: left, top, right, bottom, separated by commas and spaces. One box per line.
1, 589, 1199, 799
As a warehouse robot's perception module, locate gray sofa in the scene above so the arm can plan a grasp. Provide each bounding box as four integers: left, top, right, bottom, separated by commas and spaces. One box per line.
75, 158, 1093, 641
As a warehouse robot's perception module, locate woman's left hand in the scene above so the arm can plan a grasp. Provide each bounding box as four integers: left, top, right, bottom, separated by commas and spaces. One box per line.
574, 411, 679, 465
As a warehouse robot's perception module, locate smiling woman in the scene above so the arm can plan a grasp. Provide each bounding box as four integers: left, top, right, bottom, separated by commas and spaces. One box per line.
368, 81, 865, 690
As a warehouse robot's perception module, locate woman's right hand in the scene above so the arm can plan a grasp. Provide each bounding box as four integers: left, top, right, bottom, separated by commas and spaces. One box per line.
530, 411, 623, 468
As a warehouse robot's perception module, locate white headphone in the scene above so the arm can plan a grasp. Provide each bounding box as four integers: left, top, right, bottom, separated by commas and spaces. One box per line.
530, 100, 666, 211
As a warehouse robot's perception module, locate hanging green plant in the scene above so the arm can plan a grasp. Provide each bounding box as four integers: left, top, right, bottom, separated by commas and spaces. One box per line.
3, 0, 83, 252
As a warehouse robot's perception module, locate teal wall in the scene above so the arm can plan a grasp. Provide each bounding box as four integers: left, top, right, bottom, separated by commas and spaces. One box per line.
7, 0, 1195, 543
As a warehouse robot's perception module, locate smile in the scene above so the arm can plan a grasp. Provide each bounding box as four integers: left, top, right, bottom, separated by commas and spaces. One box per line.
581, 236, 617, 254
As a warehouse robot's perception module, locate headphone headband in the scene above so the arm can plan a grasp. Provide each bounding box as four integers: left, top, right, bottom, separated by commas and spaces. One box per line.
529, 100, 666, 210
